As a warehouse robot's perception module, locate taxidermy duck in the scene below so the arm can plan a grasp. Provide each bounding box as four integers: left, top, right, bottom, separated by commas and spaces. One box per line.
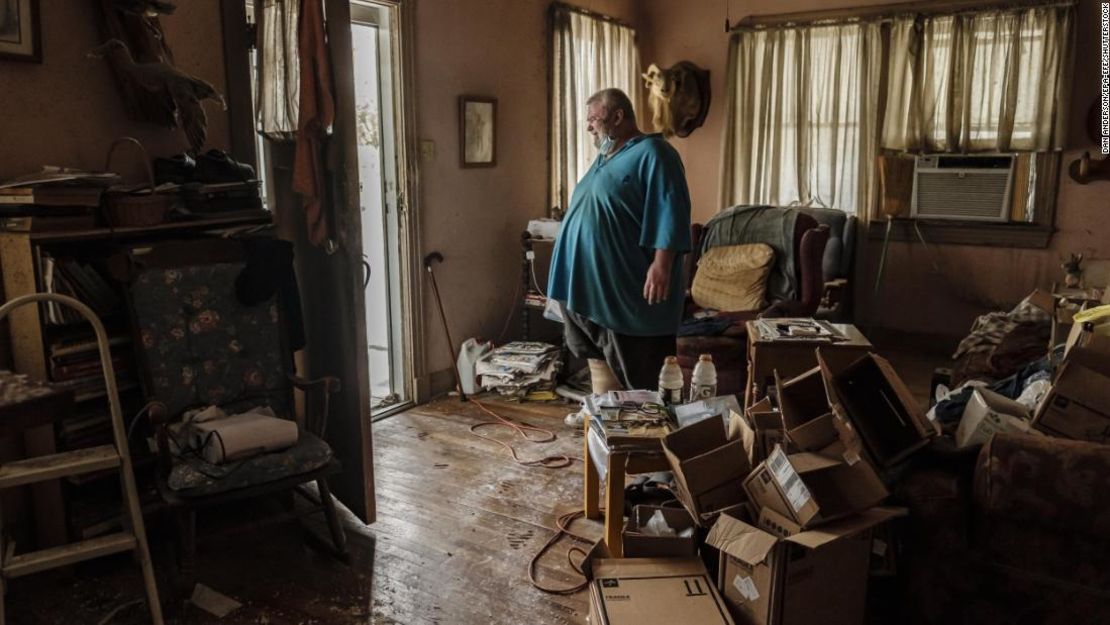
88, 38, 225, 155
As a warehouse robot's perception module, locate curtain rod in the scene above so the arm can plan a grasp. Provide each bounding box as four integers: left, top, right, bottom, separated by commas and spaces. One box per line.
730, 0, 1076, 31
550, 2, 634, 31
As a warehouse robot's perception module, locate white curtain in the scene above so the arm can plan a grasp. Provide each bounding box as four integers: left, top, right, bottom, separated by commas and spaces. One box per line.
550, 7, 641, 212
882, 5, 1075, 152
257, 0, 300, 141
719, 21, 882, 219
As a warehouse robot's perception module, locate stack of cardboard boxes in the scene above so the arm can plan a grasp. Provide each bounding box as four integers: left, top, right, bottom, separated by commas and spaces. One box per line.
587, 347, 934, 625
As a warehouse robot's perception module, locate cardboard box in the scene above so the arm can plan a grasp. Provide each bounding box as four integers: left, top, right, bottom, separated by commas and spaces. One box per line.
705, 508, 899, 625
817, 349, 936, 469
742, 446, 887, 529
663, 416, 751, 521
741, 399, 787, 464
955, 387, 1035, 448
623, 505, 699, 558
588, 558, 736, 625
1033, 337, 1110, 443
775, 368, 840, 453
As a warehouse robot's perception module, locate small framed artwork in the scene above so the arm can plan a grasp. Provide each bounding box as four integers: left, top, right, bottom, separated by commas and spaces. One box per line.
459, 95, 496, 168
0, 0, 41, 63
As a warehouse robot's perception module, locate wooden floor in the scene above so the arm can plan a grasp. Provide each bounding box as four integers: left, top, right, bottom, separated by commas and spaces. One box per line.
8, 348, 942, 624
8, 397, 600, 625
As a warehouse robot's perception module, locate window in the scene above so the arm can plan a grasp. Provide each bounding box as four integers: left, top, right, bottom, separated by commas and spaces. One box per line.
719, 21, 883, 216
549, 4, 640, 212
883, 6, 1074, 153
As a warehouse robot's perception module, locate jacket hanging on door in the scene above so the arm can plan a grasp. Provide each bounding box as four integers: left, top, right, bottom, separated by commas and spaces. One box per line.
293, 0, 335, 246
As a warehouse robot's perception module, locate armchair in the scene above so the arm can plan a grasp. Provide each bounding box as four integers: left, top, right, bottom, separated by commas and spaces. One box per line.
794, 207, 857, 321
119, 238, 347, 596
677, 209, 830, 395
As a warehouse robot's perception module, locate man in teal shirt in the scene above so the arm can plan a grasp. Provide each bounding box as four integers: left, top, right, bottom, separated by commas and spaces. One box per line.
548, 88, 692, 390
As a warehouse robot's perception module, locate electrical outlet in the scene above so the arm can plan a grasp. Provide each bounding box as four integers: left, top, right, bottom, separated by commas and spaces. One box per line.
420, 140, 436, 162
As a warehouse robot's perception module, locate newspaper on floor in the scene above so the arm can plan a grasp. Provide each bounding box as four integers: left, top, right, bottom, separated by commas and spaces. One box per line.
476, 341, 562, 397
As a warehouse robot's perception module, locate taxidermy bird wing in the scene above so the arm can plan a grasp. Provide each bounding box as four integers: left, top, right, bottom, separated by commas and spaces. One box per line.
170, 75, 226, 155
113, 0, 177, 16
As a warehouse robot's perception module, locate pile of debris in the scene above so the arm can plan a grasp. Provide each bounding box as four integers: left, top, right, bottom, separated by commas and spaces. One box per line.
474, 341, 561, 397
579, 324, 1110, 625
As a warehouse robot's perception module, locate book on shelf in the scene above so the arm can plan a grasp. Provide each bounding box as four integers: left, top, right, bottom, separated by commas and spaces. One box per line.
50, 334, 131, 358
0, 186, 104, 208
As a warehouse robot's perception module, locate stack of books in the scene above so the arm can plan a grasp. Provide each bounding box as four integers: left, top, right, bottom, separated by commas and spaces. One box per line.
38, 252, 122, 324
475, 341, 561, 397
0, 168, 121, 230
48, 330, 136, 405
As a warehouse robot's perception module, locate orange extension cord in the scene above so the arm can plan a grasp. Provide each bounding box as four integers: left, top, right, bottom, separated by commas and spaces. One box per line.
463, 397, 602, 594
466, 396, 574, 469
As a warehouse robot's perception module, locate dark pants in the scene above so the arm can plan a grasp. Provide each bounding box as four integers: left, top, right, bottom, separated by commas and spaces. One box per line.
561, 306, 676, 390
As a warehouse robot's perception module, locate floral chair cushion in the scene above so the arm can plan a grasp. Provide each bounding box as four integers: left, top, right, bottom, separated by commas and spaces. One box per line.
130, 262, 291, 420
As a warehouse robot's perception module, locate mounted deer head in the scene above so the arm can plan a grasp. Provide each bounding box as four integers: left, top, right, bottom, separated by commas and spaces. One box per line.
641, 61, 711, 139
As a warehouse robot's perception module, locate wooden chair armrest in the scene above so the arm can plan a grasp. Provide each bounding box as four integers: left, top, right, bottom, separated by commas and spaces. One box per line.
288, 374, 341, 437
148, 401, 175, 476
288, 374, 342, 394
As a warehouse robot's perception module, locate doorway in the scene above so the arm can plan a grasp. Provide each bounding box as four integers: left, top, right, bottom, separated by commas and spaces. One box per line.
351, 1, 410, 417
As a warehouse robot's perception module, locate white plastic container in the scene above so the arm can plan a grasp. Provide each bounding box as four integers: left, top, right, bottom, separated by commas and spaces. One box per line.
658, 356, 684, 406
689, 354, 718, 402
458, 338, 493, 395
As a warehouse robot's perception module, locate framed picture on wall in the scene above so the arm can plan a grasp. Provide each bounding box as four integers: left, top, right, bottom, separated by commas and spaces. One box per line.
459, 96, 496, 168
0, 0, 41, 63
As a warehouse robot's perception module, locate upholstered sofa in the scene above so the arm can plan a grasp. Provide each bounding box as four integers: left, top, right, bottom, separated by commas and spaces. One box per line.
892, 433, 1110, 624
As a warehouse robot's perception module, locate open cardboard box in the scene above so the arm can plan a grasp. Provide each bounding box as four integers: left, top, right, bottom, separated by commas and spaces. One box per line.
588, 557, 736, 625
663, 415, 751, 522
1033, 335, 1110, 443
956, 387, 1037, 448
816, 348, 937, 470
775, 367, 840, 454
705, 508, 900, 625
740, 398, 787, 464
742, 446, 887, 529
623, 505, 700, 558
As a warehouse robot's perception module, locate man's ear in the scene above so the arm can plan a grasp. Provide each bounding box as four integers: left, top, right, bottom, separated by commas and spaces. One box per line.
612, 108, 625, 128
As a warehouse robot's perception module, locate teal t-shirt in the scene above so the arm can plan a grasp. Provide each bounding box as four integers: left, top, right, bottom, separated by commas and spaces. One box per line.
547, 134, 692, 336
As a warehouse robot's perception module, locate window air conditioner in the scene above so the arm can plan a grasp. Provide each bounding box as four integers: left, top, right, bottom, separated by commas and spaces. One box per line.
911, 154, 1014, 221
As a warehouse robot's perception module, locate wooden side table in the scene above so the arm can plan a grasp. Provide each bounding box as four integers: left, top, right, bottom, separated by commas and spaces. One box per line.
744, 321, 873, 409
582, 420, 669, 558
0, 382, 73, 550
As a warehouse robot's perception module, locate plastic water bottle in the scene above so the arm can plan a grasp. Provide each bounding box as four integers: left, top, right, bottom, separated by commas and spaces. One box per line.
689, 354, 718, 401
658, 356, 684, 406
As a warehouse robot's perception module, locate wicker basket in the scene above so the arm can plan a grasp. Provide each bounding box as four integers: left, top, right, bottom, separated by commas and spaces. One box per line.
103, 138, 175, 228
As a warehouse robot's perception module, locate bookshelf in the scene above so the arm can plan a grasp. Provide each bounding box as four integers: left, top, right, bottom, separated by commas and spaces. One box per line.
0, 210, 271, 545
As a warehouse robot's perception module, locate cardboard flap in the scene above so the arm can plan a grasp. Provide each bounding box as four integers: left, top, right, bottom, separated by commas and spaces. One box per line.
816, 347, 851, 419
706, 513, 779, 566
783, 507, 905, 549
728, 410, 758, 465
776, 366, 829, 430
869, 353, 937, 437
664, 414, 729, 459
785, 452, 842, 475
592, 557, 708, 579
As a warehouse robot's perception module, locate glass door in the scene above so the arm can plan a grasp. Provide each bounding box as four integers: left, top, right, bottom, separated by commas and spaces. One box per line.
351, 1, 408, 416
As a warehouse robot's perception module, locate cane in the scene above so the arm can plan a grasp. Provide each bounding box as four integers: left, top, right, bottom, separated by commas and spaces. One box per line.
424, 252, 467, 401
